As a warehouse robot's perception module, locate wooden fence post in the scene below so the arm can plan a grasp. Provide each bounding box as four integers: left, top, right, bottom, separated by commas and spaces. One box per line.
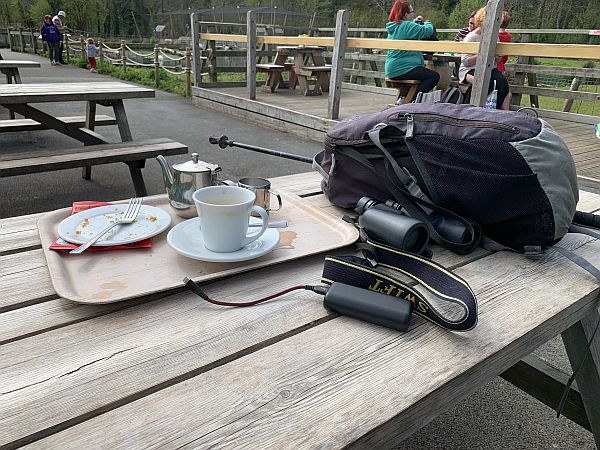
562, 77, 581, 112
64, 36, 69, 62
190, 12, 202, 87
154, 45, 160, 88
247, 10, 257, 100
470, 0, 503, 107
98, 41, 104, 66
185, 47, 191, 97
121, 39, 126, 72
80, 35, 85, 61
328, 9, 349, 120
32, 31, 38, 55
207, 39, 217, 82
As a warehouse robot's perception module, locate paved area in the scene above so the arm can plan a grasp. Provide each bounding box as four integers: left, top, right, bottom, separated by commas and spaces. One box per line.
0, 49, 596, 449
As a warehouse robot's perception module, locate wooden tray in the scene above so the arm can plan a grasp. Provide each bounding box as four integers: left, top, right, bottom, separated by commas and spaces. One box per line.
38, 191, 358, 304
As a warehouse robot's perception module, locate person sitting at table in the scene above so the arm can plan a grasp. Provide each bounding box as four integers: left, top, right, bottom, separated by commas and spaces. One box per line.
496, 10, 512, 73
384, 1, 440, 96
458, 7, 510, 110
454, 11, 477, 42
40, 15, 61, 65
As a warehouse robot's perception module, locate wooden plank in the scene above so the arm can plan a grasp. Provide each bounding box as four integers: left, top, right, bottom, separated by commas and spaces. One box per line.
199, 33, 600, 60
510, 85, 600, 101
24, 234, 600, 449
0, 213, 44, 256
470, 0, 503, 107
0, 60, 41, 68
0, 139, 188, 176
246, 11, 256, 100
506, 63, 600, 79
0, 82, 154, 104
0, 115, 116, 133
328, 10, 348, 120
190, 13, 202, 87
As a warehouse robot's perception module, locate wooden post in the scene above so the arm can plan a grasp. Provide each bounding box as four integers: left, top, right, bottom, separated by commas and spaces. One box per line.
154, 45, 160, 88
32, 31, 38, 55
470, 0, 504, 107
18, 28, 24, 52
562, 77, 581, 112
80, 35, 85, 62
247, 10, 257, 100
98, 41, 104, 67
328, 9, 349, 120
511, 33, 530, 107
190, 12, 202, 87
185, 47, 191, 97
207, 40, 217, 83
121, 39, 126, 72
64, 36, 69, 62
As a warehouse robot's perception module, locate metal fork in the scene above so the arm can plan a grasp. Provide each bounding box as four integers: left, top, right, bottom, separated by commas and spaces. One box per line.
70, 198, 143, 254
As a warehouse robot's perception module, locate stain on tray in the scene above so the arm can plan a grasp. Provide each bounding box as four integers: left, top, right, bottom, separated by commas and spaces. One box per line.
92, 280, 128, 300
278, 230, 297, 249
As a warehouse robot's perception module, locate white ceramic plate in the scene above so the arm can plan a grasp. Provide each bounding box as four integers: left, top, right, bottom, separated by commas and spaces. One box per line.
167, 217, 280, 262
57, 204, 172, 246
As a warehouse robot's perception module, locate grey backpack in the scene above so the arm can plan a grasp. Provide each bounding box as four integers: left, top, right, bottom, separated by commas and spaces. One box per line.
313, 103, 579, 253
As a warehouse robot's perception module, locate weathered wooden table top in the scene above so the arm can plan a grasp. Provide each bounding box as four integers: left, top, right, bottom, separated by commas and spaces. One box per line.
1, 171, 599, 448
0, 81, 155, 104
0, 60, 41, 69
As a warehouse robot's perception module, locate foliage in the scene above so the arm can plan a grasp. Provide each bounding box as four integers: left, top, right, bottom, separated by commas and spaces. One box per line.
30, 0, 52, 24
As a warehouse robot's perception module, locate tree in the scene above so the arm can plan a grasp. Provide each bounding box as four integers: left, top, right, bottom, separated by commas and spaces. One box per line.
30, 0, 52, 25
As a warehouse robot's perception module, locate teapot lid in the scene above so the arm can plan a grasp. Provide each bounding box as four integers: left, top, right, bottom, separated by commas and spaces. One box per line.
172, 153, 221, 173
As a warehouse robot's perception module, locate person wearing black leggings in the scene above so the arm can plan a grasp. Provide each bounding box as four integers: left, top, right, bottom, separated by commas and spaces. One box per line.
458, 7, 511, 110
384, 1, 439, 97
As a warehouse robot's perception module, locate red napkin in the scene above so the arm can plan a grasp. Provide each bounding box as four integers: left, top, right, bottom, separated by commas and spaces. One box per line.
50, 201, 152, 252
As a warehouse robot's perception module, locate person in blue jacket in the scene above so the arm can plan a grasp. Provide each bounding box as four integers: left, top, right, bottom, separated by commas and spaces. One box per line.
384, 1, 439, 96
40, 15, 61, 65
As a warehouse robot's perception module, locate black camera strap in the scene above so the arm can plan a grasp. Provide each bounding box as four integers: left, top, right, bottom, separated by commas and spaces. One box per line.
321, 238, 478, 331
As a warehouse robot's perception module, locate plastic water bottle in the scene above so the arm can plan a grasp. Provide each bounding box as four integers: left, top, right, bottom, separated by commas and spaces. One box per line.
485, 80, 498, 109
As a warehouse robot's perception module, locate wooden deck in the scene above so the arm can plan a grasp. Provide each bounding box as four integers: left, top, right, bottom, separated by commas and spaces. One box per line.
192, 85, 600, 179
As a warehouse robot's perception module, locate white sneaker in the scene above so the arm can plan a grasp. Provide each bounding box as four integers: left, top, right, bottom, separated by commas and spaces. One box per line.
90, 68, 97, 73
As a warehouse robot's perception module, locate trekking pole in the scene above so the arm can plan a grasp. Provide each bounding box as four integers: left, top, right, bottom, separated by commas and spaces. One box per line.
208, 135, 313, 164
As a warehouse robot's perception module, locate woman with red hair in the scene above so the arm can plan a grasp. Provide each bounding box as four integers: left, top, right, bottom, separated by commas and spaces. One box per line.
384, 1, 439, 97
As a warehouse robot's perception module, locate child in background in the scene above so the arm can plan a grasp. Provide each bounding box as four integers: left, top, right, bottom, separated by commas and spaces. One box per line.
41, 15, 61, 65
86, 37, 100, 73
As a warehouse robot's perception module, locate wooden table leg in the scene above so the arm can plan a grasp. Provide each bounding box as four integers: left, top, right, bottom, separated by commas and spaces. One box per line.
82, 101, 98, 180
111, 99, 133, 142
562, 305, 600, 448
2, 68, 16, 119
12, 68, 22, 84
126, 160, 148, 197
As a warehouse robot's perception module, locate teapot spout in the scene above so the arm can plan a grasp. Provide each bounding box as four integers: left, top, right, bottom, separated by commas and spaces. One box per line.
156, 155, 174, 190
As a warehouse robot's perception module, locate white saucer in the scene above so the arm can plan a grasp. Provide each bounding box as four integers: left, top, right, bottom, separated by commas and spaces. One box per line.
167, 217, 280, 262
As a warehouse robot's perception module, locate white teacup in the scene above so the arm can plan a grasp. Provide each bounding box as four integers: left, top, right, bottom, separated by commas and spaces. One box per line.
193, 186, 269, 253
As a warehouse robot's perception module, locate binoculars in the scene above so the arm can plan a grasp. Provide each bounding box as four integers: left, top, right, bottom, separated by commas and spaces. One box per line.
355, 197, 477, 254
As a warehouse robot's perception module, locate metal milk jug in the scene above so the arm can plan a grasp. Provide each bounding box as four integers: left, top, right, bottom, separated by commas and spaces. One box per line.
157, 153, 222, 218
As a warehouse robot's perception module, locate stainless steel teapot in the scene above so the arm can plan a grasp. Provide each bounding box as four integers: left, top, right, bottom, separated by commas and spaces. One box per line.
157, 153, 222, 218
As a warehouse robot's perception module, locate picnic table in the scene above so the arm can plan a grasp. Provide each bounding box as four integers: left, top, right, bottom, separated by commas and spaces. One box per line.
0, 60, 40, 84
1, 170, 599, 448
0, 60, 41, 119
261, 46, 331, 96
0, 81, 154, 145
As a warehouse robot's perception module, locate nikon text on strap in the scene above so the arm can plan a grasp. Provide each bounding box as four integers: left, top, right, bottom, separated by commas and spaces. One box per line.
321, 238, 478, 331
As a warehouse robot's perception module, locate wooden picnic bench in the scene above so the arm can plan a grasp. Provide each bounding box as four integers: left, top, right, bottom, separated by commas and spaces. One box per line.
256, 63, 294, 93
0, 114, 116, 132
0, 138, 187, 197
0, 170, 599, 448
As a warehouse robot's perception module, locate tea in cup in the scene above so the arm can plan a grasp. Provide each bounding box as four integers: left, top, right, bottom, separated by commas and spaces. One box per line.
193, 186, 269, 253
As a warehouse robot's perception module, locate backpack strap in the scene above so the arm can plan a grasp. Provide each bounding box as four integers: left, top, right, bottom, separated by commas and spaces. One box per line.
321, 239, 478, 331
